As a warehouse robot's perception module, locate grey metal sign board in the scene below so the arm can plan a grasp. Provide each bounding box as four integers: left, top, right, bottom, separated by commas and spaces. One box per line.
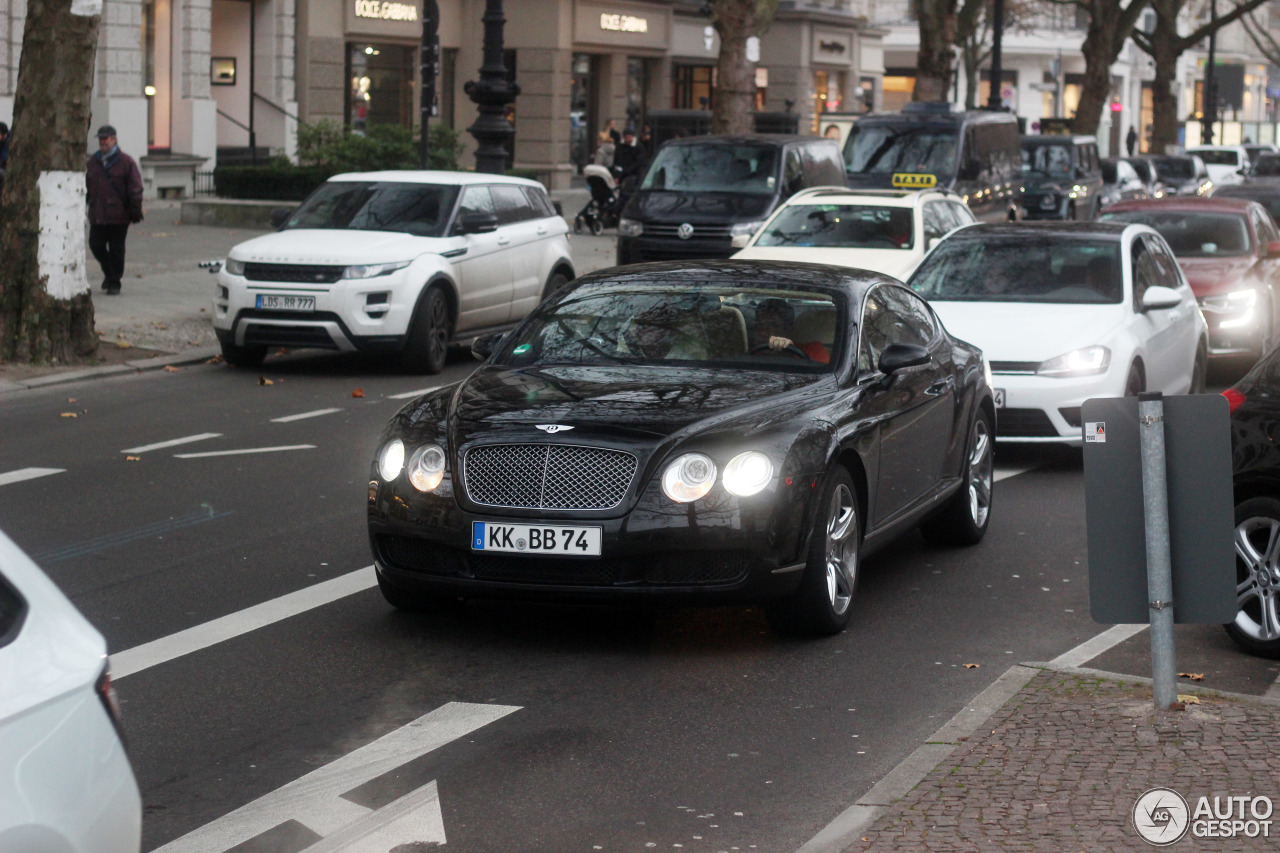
1082, 394, 1236, 624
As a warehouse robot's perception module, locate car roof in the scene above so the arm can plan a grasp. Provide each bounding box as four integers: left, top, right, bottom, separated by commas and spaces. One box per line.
782, 186, 955, 207
940, 221, 1131, 240
1103, 196, 1257, 215
858, 107, 1015, 127
570, 259, 899, 295
1187, 145, 1244, 151
1021, 135, 1097, 145
657, 134, 823, 148
326, 170, 545, 188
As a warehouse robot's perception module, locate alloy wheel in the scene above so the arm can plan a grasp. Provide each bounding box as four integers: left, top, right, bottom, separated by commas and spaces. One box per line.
967, 418, 993, 528
1234, 515, 1280, 643
824, 483, 858, 616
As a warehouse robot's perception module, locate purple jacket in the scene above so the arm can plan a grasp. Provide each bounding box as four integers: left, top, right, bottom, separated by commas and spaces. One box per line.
86, 148, 143, 225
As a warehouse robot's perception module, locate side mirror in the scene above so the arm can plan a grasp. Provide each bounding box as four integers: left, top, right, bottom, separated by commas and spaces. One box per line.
269, 207, 294, 229
457, 212, 500, 235
1267, 240, 1280, 259
471, 332, 506, 360
877, 343, 931, 374
1141, 285, 1183, 311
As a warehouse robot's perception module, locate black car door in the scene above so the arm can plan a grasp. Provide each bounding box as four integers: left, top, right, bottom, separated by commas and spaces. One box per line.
857, 284, 956, 526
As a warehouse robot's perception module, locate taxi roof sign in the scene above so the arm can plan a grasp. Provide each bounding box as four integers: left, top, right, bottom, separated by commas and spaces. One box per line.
891, 173, 938, 188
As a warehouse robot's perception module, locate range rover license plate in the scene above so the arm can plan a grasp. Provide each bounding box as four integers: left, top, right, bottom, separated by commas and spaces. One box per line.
256, 294, 316, 311
472, 522, 601, 556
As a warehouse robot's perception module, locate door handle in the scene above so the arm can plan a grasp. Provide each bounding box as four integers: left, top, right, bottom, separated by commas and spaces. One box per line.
537, 226, 548, 235
497, 236, 511, 245
925, 376, 955, 396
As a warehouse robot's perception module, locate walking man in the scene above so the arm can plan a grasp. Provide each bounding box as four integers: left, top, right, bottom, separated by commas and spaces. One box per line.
86, 125, 143, 295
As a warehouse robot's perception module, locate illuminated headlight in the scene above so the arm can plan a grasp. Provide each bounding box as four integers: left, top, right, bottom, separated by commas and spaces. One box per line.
223, 257, 245, 275
1213, 289, 1260, 328
722, 451, 774, 497
407, 444, 446, 492
618, 218, 644, 237
1037, 346, 1111, 377
377, 439, 405, 481
344, 260, 411, 279
661, 452, 717, 503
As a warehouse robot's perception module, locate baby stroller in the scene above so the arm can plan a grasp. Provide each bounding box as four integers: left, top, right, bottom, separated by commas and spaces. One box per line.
575, 164, 623, 236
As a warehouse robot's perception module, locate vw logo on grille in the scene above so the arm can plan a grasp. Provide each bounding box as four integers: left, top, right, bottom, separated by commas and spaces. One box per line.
677, 223, 695, 240
536, 424, 574, 433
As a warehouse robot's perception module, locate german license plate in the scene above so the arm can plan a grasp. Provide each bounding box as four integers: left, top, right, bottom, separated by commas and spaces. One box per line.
256, 294, 316, 311
994, 388, 1006, 408
472, 521, 602, 556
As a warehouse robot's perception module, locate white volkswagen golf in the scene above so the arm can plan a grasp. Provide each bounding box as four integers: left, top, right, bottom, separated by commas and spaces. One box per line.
214, 171, 575, 373
908, 222, 1208, 443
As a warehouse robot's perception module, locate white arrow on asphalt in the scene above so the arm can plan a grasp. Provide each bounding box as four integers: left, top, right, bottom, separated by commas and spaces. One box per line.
153, 701, 521, 853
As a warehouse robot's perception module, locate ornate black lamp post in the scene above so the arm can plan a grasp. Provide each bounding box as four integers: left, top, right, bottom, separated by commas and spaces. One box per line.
464, 0, 520, 174
421, 0, 440, 169
986, 0, 1005, 111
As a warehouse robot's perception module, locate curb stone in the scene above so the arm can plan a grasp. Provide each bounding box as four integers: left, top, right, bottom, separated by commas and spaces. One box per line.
0, 345, 222, 394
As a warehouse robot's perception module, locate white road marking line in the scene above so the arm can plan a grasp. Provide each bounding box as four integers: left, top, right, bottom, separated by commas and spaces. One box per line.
120, 433, 222, 454
271, 408, 343, 423
151, 702, 521, 853
174, 444, 316, 459
388, 386, 440, 400
111, 566, 376, 679
993, 466, 1035, 483
0, 467, 64, 486
1049, 623, 1149, 668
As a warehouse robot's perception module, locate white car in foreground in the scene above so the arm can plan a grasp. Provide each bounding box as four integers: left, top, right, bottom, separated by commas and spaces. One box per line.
214, 171, 575, 373
0, 527, 141, 852
732, 186, 976, 281
908, 222, 1208, 443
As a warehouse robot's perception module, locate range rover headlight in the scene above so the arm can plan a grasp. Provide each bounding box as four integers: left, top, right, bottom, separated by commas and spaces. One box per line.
343, 260, 411, 279
722, 451, 773, 497
662, 452, 717, 503
377, 439, 405, 481
618, 218, 644, 237
223, 257, 245, 275
407, 444, 446, 492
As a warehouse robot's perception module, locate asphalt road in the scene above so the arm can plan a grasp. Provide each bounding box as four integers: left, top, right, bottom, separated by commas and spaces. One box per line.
0, 351, 1262, 852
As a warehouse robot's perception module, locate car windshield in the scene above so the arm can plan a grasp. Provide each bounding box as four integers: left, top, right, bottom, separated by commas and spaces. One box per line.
1254, 155, 1280, 176
910, 238, 1123, 303
1190, 149, 1239, 166
1098, 210, 1252, 256
639, 145, 779, 195
1127, 159, 1154, 181
1151, 157, 1195, 179
754, 204, 916, 250
1022, 145, 1074, 178
493, 283, 843, 371
843, 124, 958, 176
283, 181, 459, 236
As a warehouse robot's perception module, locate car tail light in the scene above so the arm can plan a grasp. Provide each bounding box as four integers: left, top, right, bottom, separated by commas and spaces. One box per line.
96, 660, 129, 749
1223, 388, 1247, 413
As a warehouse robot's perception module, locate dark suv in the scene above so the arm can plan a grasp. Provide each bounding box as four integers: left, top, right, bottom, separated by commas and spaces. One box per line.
616, 135, 846, 265
1020, 134, 1104, 220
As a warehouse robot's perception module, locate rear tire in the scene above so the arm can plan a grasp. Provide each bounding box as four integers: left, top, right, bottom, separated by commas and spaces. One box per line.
920, 407, 994, 546
400, 285, 451, 374
1191, 342, 1208, 393
219, 340, 267, 368
1224, 497, 1280, 658
542, 271, 571, 302
766, 467, 859, 637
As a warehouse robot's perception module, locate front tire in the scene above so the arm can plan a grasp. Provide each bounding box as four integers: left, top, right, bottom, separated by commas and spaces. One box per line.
766, 467, 859, 637
1190, 341, 1208, 394
1124, 362, 1144, 396
220, 340, 267, 368
1224, 497, 1280, 658
542, 271, 572, 302
400, 285, 451, 374
920, 407, 994, 545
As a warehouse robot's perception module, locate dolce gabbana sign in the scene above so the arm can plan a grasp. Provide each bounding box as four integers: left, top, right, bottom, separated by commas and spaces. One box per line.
575, 2, 669, 49
600, 13, 648, 33
346, 0, 421, 36
354, 0, 418, 20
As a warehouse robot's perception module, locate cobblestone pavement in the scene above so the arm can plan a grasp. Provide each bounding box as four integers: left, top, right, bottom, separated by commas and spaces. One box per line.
848, 667, 1280, 852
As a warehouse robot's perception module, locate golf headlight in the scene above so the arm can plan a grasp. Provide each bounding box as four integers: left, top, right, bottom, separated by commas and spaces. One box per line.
722, 451, 773, 497
618, 218, 643, 237
1205, 289, 1258, 310
343, 260, 411, 279
223, 257, 245, 275
662, 452, 717, 503
377, 439, 405, 481
1037, 346, 1111, 377
407, 444, 446, 492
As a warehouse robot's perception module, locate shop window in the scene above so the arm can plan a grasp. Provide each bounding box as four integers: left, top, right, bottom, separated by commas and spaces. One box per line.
756, 67, 768, 110
347, 43, 416, 131
883, 68, 915, 112
813, 70, 845, 132
674, 65, 715, 110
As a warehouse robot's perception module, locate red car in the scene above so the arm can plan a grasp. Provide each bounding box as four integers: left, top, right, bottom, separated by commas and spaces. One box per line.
1100, 197, 1280, 361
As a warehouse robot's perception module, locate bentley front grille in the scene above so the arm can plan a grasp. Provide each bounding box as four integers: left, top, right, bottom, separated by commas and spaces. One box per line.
464, 444, 638, 510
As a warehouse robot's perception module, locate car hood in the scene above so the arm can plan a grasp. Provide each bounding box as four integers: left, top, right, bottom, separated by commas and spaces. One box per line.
733, 246, 915, 281
929, 301, 1125, 362
1176, 255, 1259, 297
625, 191, 775, 224
228, 229, 447, 265
445, 365, 832, 443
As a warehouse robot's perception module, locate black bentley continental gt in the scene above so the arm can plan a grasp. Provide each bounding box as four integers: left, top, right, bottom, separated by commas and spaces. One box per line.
367, 261, 996, 636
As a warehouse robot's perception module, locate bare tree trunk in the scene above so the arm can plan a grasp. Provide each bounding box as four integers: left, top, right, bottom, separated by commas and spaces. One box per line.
1149, 9, 1181, 153
915, 0, 959, 101
0, 0, 100, 364
711, 0, 778, 135
1074, 0, 1149, 136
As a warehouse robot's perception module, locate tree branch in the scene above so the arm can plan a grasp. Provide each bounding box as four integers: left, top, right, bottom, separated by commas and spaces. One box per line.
1240, 8, 1280, 66
1175, 0, 1271, 51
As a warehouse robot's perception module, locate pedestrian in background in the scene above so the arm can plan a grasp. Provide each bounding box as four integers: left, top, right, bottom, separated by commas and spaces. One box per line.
604, 119, 621, 146
593, 130, 615, 168
1126, 125, 1137, 157
613, 126, 647, 185
85, 124, 143, 296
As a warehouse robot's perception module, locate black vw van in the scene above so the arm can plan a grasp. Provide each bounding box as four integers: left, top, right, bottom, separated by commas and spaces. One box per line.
615, 135, 847, 265
842, 103, 1022, 222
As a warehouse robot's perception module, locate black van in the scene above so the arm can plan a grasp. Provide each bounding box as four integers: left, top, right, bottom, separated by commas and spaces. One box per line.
1020, 134, 1104, 220
842, 103, 1021, 222
615, 135, 846, 265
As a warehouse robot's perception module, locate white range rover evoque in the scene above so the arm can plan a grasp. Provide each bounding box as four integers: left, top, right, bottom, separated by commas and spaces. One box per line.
214, 171, 575, 373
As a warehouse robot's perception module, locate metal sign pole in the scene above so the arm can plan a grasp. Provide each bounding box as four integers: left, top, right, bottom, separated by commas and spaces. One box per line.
1138, 392, 1178, 709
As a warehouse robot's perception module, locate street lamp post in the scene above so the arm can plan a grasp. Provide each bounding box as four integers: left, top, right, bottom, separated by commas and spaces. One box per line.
986, 0, 1005, 111
464, 0, 520, 175
1203, 0, 1218, 145
420, 0, 440, 169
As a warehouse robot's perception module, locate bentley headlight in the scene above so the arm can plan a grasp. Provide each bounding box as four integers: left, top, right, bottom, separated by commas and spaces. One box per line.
223, 257, 245, 275
407, 444, 446, 492
343, 260, 411, 279
1037, 346, 1110, 378
722, 451, 773, 497
662, 453, 717, 503
377, 439, 405, 481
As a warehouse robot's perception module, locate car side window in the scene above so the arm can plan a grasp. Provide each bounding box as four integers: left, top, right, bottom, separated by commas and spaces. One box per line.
949, 201, 976, 226
459, 186, 495, 218
1145, 235, 1183, 290
923, 202, 948, 241
885, 286, 937, 344
858, 289, 890, 374
523, 186, 557, 219
491, 185, 536, 225
783, 147, 804, 196
1131, 239, 1160, 310
803, 141, 846, 185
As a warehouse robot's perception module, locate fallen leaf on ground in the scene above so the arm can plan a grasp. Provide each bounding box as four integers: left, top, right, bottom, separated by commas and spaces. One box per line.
188, 340, 201, 345
60, 412, 77, 418
1177, 694, 1201, 705
207, 354, 225, 364
1178, 672, 1204, 681
963, 663, 980, 669
125, 456, 140, 462
67, 398, 76, 403
352, 388, 365, 398
163, 365, 182, 373
115, 341, 132, 349
258, 376, 274, 386
152, 322, 168, 330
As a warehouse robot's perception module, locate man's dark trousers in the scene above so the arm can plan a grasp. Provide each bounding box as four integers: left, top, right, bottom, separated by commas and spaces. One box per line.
89, 223, 129, 292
